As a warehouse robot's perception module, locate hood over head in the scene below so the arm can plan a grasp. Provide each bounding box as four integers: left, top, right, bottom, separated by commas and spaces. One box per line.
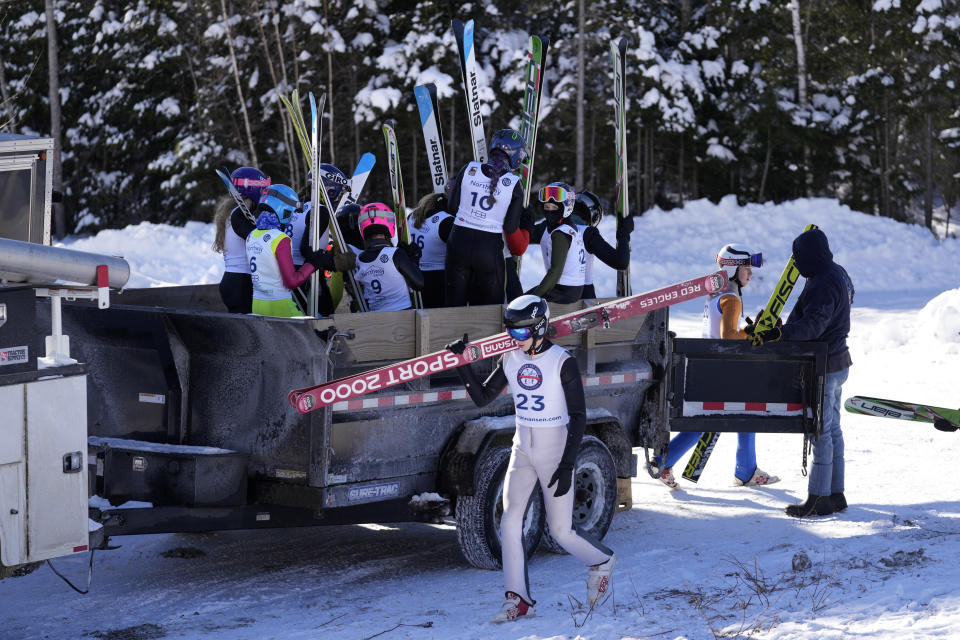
792, 228, 833, 277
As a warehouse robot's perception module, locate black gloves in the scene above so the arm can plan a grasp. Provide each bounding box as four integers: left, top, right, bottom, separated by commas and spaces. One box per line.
333, 246, 356, 272
547, 462, 574, 497
616, 213, 634, 238
519, 206, 537, 234
445, 333, 469, 355
749, 326, 782, 347
934, 417, 958, 432
398, 240, 422, 263
745, 314, 782, 336
304, 247, 328, 270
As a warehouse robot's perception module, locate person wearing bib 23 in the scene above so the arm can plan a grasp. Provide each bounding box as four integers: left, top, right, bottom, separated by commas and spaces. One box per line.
446, 295, 615, 622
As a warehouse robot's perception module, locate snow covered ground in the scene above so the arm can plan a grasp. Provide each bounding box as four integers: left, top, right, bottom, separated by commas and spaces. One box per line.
3, 197, 960, 640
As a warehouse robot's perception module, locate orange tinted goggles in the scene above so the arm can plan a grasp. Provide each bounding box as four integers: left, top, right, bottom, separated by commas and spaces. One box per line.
538, 185, 570, 203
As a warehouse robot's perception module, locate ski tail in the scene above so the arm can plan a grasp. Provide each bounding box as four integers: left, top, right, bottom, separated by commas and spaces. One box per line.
415, 83, 448, 194
215, 168, 256, 224
611, 36, 631, 297
381, 120, 408, 241
519, 34, 549, 208
381, 119, 422, 310
452, 18, 486, 163
310, 93, 367, 313
845, 396, 960, 431
681, 432, 720, 483
752, 223, 819, 333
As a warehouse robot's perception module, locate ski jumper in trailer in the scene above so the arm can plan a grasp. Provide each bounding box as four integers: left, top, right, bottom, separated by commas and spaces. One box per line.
445, 130, 529, 306
353, 203, 424, 312
246, 185, 325, 318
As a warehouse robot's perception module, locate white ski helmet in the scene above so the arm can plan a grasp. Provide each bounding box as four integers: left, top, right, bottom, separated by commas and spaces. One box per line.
716, 244, 762, 283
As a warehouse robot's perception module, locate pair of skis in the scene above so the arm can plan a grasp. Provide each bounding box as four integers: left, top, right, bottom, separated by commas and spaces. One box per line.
452, 18, 548, 203
381, 120, 423, 309
845, 396, 960, 432
288, 271, 728, 413
280, 89, 374, 313
680, 224, 819, 484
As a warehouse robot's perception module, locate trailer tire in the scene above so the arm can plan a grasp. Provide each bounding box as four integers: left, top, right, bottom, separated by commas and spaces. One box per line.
540, 435, 617, 555
455, 445, 544, 570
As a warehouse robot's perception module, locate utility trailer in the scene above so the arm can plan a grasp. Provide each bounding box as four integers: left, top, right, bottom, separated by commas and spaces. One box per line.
0, 131, 828, 575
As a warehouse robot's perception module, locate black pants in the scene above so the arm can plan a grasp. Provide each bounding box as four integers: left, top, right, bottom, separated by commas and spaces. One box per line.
504, 256, 523, 302
581, 283, 597, 300
421, 270, 446, 308
219, 271, 252, 314
445, 226, 505, 306
293, 270, 335, 316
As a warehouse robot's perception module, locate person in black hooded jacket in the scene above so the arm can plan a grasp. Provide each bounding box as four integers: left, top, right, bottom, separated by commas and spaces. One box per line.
749, 228, 855, 517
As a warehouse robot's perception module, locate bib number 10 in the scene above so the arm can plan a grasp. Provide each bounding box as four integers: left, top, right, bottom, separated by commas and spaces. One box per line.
515, 393, 545, 411
469, 190, 495, 211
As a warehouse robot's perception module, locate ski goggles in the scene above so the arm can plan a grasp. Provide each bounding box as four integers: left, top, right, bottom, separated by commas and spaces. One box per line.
538, 185, 571, 204
262, 187, 302, 211
507, 327, 533, 341
234, 176, 271, 189
718, 253, 763, 268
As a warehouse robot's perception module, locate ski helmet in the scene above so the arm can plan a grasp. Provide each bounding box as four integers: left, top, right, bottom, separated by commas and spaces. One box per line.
337, 203, 363, 247
258, 184, 301, 225
503, 294, 551, 344
313, 163, 350, 206
716, 244, 762, 283
358, 202, 396, 240
489, 129, 529, 171
231, 166, 271, 201
574, 190, 604, 227
539, 182, 576, 219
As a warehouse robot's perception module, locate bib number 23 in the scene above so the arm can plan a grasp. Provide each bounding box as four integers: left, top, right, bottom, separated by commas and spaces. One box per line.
516, 393, 545, 411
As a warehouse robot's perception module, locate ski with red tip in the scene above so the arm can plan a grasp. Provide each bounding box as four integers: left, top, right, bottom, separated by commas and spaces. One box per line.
288, 271, 727, 413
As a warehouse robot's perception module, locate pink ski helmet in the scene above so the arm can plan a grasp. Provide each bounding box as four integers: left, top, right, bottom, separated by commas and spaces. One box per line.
358, 202, 396, 239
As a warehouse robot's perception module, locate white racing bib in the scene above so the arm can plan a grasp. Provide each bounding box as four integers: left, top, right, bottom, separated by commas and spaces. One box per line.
540, 223, 587, 286
453, 161, 519, 234
408, 211, 452, 271
503, 345, 571, 428
354, 246, 411, 311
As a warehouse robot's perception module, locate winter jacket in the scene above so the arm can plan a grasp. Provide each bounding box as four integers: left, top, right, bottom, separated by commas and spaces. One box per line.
781, 228, 855, 372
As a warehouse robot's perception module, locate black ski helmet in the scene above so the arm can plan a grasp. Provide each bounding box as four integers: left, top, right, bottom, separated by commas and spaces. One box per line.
575, 190, 604, 227
489, 129, 529, 171
504, 294, 551, 342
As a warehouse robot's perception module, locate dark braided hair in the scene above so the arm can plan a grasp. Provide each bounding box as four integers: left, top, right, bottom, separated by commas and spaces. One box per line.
487, 148, 509, 206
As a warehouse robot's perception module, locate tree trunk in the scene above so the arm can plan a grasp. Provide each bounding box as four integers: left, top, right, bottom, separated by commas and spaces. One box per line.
758, 127, 772, 202
253, 0, 296, 184
677, 133, 684, 207
0, 52, 18, 132
220, 0, 259, 167
45, 0, 65, 239
789, 0, 811, 197
575, 0, 585, 188
323, 0, 335, 164
924, 110, 933, 229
